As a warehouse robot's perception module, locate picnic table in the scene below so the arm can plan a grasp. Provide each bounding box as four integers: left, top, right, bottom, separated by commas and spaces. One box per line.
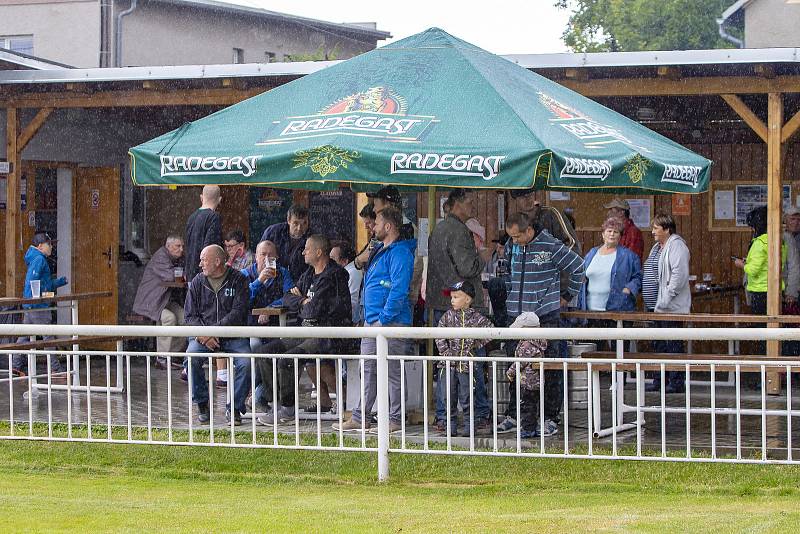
251, 307, 289, 327
561, 310, 800, 437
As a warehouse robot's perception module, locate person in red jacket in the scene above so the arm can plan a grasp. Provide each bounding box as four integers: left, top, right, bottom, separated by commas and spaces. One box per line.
604, 197, 644, 264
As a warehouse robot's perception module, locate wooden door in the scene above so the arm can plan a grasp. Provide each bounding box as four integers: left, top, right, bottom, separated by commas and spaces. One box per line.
73, 167, 119, 326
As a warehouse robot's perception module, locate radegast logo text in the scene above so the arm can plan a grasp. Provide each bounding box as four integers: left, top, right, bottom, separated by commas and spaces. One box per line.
538, 92, 650, 153
390, 152, 505, 181
559, 157, 612, 181
258, 86, 438, 146
661, 164, 703, 189
160, 155, 260, 178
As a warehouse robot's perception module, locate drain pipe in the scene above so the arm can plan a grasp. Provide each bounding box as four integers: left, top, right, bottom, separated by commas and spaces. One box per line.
717, 17, 744, 48
114, 0, 138, 67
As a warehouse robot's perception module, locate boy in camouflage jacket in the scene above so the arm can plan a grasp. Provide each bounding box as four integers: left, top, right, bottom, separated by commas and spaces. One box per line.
435, 280, 493, 436
506, 312, 549, 438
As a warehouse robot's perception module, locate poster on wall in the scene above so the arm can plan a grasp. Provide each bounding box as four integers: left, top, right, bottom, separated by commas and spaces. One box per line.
309, 190, 355, 244
626, 198, 651, 228
672, 194, 691, 216
0, 177, 26, 210
735, 184, 791, 226
248, 188, 293, 246
714, 190, 734, 220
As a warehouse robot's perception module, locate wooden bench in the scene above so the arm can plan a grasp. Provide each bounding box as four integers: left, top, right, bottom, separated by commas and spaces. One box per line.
578, 350, 800, 373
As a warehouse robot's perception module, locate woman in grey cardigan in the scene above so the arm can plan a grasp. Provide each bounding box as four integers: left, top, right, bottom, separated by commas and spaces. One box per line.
642, 213, 690, 393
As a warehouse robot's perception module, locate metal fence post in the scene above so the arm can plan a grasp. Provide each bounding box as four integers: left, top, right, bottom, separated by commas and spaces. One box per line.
376, 332, 390, 482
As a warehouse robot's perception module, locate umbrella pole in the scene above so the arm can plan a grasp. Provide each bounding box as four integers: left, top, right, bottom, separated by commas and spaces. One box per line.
426, 186, 437, 416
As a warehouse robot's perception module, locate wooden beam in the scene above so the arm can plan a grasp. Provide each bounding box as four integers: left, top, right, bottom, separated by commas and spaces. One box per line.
559, 74, 800, 97
754, 65, 775, 79
564, 68, 589, 82
5, 108, 19, 297
781, 107, 800, 144
5, 87, 264, 109
16, 107, 53, 151
766, 92, 783, 394
721, 94, 768, 143
657, 66, 681, 80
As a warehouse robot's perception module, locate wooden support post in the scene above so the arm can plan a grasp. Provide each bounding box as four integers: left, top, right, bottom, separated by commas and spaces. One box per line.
5, 108, 19, 297
17, 107, 53, 150
721, 94, 768, 143
766, 92, 783, 394
781, 108, 800, 144
426, 186, 437, 413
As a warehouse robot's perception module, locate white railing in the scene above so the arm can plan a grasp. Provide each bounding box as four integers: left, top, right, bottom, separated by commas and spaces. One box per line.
1, 324, 799, 481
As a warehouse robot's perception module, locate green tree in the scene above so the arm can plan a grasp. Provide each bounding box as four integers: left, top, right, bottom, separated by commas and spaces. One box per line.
555, 0, 738, 52
287, 44, 341, 62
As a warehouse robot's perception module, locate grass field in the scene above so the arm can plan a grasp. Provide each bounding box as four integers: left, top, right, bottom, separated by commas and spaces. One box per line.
1, 437, 800, 533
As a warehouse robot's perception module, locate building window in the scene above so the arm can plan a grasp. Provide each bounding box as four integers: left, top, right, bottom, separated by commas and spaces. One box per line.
0, 35, 34, 55
265, 51, 276, 63
233, 47, 244, 64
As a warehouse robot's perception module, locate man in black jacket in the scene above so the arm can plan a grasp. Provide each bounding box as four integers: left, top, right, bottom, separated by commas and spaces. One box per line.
255, 234, 351, 424
184, 244, 251, 425
184, 185, 222, 284
259, 204, 310, 282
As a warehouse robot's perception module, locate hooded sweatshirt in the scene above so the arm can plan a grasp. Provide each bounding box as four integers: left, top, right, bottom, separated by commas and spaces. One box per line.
653, 233, 692, 314
362, 238, 415, 325
506, 230, 584, 319
22, 246, 67, 309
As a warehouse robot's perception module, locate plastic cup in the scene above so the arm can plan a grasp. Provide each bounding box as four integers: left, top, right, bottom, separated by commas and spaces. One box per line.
267, 257, 277, 270
174, 266, 184, 282
30, 280, 41, 299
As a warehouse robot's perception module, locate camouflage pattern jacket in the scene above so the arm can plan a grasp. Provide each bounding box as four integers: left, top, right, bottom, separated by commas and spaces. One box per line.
435, 307, 493, 373
506, 338, 548, 391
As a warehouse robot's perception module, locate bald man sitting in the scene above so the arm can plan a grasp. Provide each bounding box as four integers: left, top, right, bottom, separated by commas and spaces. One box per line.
184, 244, 250, 425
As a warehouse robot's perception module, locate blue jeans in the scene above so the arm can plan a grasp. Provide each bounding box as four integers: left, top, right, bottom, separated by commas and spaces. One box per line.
187, 337, 251, 414
432, 308, 490, 422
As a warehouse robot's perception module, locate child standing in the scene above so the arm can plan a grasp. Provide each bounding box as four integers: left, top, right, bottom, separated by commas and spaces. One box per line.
506, 312, 548, 438
435, 280, 493, 436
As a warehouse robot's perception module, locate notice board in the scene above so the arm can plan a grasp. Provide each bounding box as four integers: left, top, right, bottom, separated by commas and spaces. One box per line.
708, 181, 792, 231
546, 191, 654, 231
309, 189, 355, 245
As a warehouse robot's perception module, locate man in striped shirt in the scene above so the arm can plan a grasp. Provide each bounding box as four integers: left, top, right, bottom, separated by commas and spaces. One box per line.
499, 212, 585, 437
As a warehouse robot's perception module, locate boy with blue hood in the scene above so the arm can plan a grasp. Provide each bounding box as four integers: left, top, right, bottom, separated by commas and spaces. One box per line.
12, 232, 68, 375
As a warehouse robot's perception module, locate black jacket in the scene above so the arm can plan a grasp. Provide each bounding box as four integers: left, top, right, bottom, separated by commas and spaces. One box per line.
260, 222, 309, 282
184, 267, 249, 328
283, 260, 352, 327
184, 208, 222, 283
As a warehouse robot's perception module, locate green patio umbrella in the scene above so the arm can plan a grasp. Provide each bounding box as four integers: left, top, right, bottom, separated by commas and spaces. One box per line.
129, 28, 711, 194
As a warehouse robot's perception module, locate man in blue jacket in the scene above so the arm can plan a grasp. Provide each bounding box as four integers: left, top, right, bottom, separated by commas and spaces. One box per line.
184, 244, 251, 425
13, 232, 68, 375
334, 206, 414, 434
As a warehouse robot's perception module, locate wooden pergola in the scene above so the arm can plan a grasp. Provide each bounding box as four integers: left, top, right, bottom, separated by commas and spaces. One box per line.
3, 52, 800, 392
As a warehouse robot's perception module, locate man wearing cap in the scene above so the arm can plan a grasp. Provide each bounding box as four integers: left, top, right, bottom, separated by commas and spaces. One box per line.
12, 233, 68, 375
357, 186, 423, 322
427, 189, 492, 431
605, 197, 644, 263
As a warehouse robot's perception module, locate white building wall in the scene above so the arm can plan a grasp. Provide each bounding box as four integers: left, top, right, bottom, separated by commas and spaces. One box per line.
744, 0, 800, 48
0, 0, 101, 67
119, 1, 376, 67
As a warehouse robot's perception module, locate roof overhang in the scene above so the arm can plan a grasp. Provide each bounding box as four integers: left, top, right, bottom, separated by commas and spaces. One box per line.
0, 48, 72, 71
149, 0, 392, 41
2, 47, 800, 86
